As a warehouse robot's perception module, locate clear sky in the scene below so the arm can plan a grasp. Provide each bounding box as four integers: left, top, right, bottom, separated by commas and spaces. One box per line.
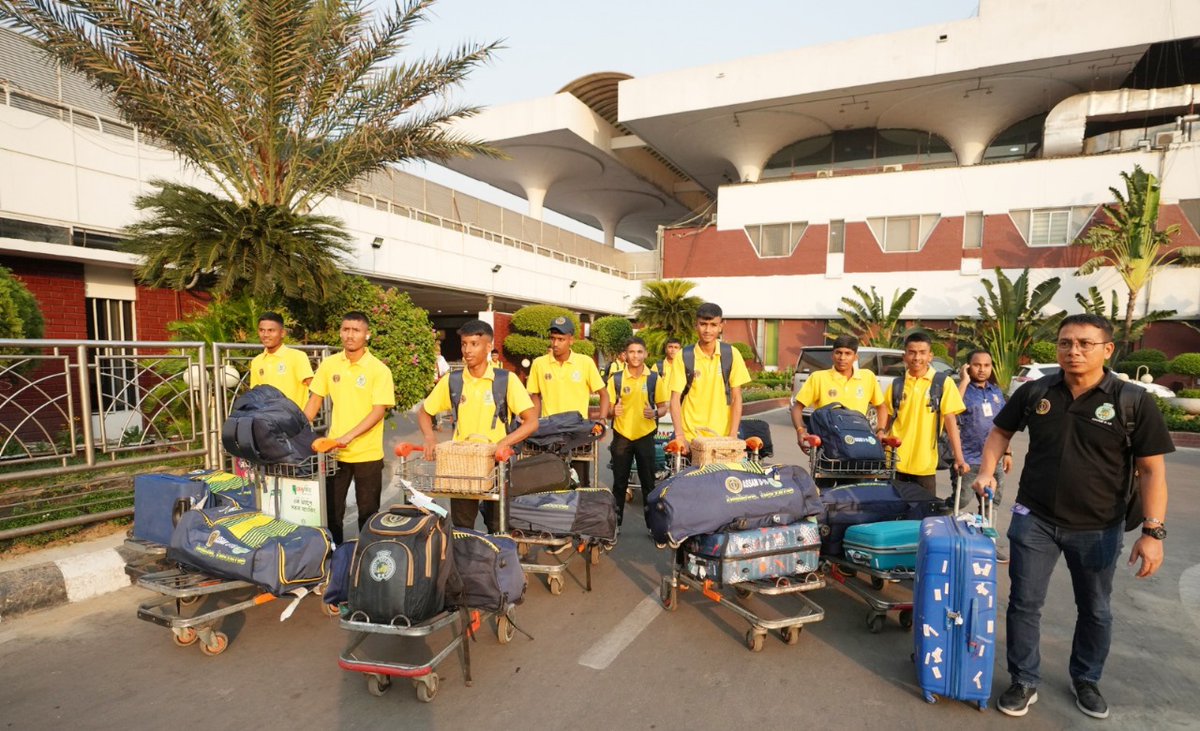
394, 0, 983, 246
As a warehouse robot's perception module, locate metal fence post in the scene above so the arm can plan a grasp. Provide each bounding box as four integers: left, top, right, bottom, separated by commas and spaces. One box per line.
75, 343, 95, 467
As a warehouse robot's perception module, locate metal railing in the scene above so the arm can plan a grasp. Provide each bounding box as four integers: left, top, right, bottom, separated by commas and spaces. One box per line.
0, 339, 332, 541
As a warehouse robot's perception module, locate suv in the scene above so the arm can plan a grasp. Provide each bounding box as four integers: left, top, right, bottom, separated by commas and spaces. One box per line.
792, 345, 955, 403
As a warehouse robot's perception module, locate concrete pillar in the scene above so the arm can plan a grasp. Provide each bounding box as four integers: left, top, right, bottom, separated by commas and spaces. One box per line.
525, 186, 547, 220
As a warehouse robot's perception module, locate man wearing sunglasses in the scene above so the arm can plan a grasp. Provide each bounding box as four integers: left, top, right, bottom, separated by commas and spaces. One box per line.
972, 314, 1172, 720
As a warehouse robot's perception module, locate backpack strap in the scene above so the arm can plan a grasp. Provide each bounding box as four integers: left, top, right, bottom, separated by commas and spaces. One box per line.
1015, 373, 1058, 432
613, 369, 623, 399
928, 370, 949, 436
491, 369, 509, 430
719, 342, 733, 405
681, 345, 696, 401
448, 370, 464, 423
680, 343, 733, 405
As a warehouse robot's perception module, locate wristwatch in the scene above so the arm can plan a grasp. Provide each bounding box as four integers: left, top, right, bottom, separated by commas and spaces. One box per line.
1141, 524, 1167, 540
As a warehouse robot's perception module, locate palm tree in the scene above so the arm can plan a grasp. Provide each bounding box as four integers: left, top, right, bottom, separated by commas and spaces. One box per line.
1, 0, 500, 306
632, 280, 704, 340
1075, 165, 1200, 355
826, 285, 916, 348
1073, 286, 1175, 363
955, 268, 1064, 389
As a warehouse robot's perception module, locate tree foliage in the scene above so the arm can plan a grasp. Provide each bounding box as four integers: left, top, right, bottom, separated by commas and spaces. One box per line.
509, 305, 581, 339
826, 285, 916, 348
730, 341, 755, 363
1028, 341, 1057, 363
0, 266, 43, 340
631, 280, 703, 340
1074, 165, 1200, 354
590, 316, 633, 357
954, 269, 1064, 389
317, 276, 436, 411
167, 293, 290, 344
1073, 285, 1175, 363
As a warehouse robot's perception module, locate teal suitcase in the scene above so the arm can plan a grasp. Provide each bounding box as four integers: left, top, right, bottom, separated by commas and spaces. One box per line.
843, 520, 921, 572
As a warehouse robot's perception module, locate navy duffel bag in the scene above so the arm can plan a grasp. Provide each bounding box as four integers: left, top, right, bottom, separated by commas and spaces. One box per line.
817, 480, 947, 557
507, 488, 617, 543
450, 528, 526, 612
646, 462, 821, 547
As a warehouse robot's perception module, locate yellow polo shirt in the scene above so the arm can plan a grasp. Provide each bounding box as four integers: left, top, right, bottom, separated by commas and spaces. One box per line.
884, 370, 965, 476
527, 352, 604, 418
309, 349, 395, 463
423, 367, 534, 444
607, 366, 672, 440
249, 345, 315, 409
668, 344, 752, 441
796, 368, 884, 415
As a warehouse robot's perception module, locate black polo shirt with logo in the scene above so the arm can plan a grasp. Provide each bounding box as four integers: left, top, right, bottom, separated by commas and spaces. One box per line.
993, 370, 1174, 531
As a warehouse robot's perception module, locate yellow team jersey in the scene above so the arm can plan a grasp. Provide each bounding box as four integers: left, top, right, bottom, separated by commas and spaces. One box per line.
607, 366, 672, 440
668, 344, 752, 441
526, 352, 604, 418
795, 368, 884, 415
249, 345, 314, 409
884, 370, 966, 476
309, 349, 395, 463
423, 367, 534, 444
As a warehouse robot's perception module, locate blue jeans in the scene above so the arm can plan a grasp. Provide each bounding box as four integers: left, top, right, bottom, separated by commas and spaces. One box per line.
1006, 511, 1124, 687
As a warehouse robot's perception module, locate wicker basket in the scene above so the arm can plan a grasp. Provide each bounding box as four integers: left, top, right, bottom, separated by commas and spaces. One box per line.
691, 436, 746, 467
434, 441, 498, 494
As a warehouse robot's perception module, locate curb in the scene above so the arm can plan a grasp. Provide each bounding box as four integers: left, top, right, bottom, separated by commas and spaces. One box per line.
0, 544, 137, 621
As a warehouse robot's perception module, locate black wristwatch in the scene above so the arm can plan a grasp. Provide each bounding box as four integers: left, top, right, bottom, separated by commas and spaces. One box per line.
1141, 524, 1167, 540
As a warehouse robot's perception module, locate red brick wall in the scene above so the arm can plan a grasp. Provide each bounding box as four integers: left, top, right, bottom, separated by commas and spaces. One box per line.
1, 256, 87, 339
135, 285, 209, 343
662, 224, 826, 278
492, 312, 514, 369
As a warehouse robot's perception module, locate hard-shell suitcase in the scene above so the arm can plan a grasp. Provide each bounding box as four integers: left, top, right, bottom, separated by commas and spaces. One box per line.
913, 515, 997, 710
133, 472, 211, 545
509, 453, 571, 497
684, 522, 821, 585
843, 520, 921, 572
818, 480, 945, 557
507, 487, 617, 542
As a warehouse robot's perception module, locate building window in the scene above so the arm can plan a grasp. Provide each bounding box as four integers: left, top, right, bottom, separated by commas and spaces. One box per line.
828, 220, 845, 253
763, 128, 957, 178
865, 215, 940, 252
983, 114, 1046, 162
1009, 206, 1095, 247
86, 298, 137, 412
745, 222, 807, 257
764, 320, 779, 368
963, 212, 984, 249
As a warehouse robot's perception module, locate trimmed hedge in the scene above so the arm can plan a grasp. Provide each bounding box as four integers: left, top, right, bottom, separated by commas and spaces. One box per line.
510, 305, 580, 337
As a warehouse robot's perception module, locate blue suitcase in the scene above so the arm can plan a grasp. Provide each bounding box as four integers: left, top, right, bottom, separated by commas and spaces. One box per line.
843, 520, 921, 572
913, 516, 997, 710
684, 522, 821, 585
133, 473, 209, 545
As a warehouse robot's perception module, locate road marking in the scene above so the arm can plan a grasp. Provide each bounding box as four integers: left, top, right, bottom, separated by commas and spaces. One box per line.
578, 594, 662, 670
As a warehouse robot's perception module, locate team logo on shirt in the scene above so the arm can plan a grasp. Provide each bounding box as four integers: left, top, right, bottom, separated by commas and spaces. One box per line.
258, 368, 265, 376
1094, 403, 1115, 422
356, 375, 366, 388
622, 386, 631, 395
277, 363, 286, 374
571, 371, 582, 382
828, 389, 838, 398
1035, 398, 1051, 415
856, 387, 864, 398
724, 476, 743, 494
332, 374, 341, 383
483, 390, 495, 405
544, 373, 553, 381
458, 394, 467, 405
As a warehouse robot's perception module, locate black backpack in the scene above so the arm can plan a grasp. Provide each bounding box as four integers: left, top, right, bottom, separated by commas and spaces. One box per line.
349, 506, 456, 625
1014, 373, 1143, 530
447, 368, 518, 433
889, 370, 955, 470
680, 343, 734, 405
221, 385, 316, 465
612, 368, 661, 427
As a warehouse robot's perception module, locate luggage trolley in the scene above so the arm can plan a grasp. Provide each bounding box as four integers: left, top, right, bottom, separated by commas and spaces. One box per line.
134, 453, 339, 656
514, 429, 610, 595
803, 433, 916, 633
337, 443, 517, 702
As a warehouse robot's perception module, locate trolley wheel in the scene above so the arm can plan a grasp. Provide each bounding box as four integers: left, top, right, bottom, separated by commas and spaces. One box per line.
200, 631, 229, 656
548, 576, 565, 595
898, 609, 914, 630
745, 629, 765, 653
172, 627, 198, 647
179, 595, 201, 607
782, 626, 803, 645
840, 567, 858, 579
415, 673, 439, 703
660, 578, 677, 611
321, 601, 341, 618
866, 613, 885, 634
497, 614, 515, 645
734, 586, 752, 599
590, 545, 602, 566
924, 692, 938, 705
516, 542, 530, 559
367, 673, 391, 697
977, 701, 988, 712
871, 576, 886, 591
625, 488, 634, 503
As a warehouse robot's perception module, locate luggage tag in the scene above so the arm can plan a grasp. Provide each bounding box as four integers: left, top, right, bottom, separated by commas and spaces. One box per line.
401, 481, 449, 519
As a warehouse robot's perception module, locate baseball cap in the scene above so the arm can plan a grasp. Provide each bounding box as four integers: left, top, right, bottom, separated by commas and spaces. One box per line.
548, 316, 575, 335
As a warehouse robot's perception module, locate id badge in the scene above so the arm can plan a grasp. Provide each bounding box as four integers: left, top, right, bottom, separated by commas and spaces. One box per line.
981, 401, 993, 418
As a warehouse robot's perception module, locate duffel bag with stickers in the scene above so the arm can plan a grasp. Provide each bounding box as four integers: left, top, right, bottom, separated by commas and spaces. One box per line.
168, 507, 331, 595
349, 505, 455, 625
507, 487, 617, 543
646, 461, 821, 547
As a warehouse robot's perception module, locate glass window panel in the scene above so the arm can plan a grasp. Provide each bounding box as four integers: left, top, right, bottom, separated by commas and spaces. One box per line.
832, 128, 875, 166
828, 220, 845, 253
964, 212, 984, 249
884, 216, 919, 251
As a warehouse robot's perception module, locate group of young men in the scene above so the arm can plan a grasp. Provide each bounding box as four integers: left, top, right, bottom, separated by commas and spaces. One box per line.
248, 305, 1172, 722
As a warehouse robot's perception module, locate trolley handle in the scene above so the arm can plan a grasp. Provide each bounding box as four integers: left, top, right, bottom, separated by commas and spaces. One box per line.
312, 437, 344, 453
394, 442, 424, 458
881, 436, 902, 449
801, 434, 822, 449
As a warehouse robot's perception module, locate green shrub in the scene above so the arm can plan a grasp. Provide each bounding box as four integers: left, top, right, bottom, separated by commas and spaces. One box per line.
571, 339, 595, 358
742, 388, 790, 403
1177, 389, 1200, 399
750, 369, 794, 389
1115, 359, 1168, 379
730, 342, 755, 363
501, 333, 549, 362
591, 316, 633, 357
1028, 341, 1057, 363
1169, 353, 1200, 381
0, 266, 43, 339
930, 341, 949, 359
1124, 348, 1167, 363
510, 305, 580, 337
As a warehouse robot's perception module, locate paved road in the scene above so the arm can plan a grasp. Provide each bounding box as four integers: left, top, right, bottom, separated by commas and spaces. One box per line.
2, 408, 1198, 730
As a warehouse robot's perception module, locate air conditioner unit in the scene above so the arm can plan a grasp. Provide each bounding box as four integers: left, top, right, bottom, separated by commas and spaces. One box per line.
1153, 131, 1176, 149
882, 164, 903, 173
815, 169, 834, 178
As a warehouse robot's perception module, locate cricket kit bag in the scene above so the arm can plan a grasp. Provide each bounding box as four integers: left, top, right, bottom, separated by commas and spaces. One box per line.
323, 539, 357, 607
684, 521, 821, 585
449, 527, 526, 612
913, 515, 998, 710
168, 507, 331, 595
507, 487, 617, 543
818, 480, 946, 557
807, 403, 885, 462
349, 505, 455, 625
221, 385, 317, 466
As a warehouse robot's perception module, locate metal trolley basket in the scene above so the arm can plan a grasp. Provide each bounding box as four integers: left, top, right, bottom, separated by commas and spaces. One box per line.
803, 433, 917, 633
133, 453, 339, 656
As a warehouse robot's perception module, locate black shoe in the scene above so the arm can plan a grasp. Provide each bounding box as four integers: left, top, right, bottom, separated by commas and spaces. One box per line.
1072, 680, 1109, 719
995, 547, 1010, 564
998, 683, 1038, 717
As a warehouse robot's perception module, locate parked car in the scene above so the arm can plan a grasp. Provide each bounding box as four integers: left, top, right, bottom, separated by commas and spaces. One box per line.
1006, 363, 1061, 397
791, 345, 955, 427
